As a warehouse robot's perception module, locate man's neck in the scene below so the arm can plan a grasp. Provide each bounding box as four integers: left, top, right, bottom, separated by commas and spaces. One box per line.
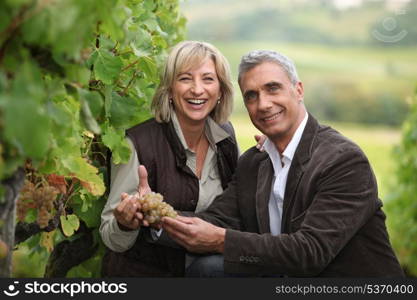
271, 109, 306, 154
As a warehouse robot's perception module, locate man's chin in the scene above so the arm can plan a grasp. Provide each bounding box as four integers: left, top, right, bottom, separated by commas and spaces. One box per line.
258, 125, 284, 139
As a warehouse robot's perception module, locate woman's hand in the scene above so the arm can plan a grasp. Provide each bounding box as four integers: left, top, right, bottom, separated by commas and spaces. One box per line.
114, 192, 145, 231
137, 165, 152, 198
113, 165, 153, 230
255, 134, 267, 152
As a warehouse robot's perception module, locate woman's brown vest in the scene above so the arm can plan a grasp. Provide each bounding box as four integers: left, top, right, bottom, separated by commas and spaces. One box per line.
101, 118, 238, 277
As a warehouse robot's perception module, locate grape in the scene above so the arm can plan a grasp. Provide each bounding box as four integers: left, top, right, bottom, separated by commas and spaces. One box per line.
16, 180, 35, 222
136, 192, 177, 224
33, 184, 59, 228
16, 181, 59, 228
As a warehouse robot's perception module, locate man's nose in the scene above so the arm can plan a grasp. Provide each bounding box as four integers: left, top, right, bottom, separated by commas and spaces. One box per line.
258, 93, 273, 111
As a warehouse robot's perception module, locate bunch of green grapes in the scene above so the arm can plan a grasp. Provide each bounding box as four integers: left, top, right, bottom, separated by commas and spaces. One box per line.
34, 185, 58, 228
16, 180, 35, 222
137, 192, 177, 224
17, 181, 58, 227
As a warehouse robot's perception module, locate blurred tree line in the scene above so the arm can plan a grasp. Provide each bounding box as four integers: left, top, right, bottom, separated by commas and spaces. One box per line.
186, 0, 417, 47
306, 81, 409, 126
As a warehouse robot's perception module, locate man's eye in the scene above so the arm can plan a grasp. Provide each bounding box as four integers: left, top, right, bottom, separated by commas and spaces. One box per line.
245, 92, 257, 101
268, 85, 279, 92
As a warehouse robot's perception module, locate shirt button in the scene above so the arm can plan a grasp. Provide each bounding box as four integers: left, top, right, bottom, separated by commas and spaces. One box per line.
190, 199, 197, 205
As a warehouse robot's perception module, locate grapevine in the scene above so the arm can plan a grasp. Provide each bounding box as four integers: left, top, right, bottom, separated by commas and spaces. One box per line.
0, 0, 186, 277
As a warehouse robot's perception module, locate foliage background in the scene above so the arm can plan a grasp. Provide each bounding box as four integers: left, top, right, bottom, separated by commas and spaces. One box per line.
0, 0, 185, 277
386, 92, 417, 276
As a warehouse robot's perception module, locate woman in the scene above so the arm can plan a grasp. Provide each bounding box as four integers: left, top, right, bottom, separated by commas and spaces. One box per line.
100, 41, 240, 276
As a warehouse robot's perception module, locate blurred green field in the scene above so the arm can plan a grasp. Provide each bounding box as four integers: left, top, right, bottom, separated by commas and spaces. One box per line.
230, 112, 400, 201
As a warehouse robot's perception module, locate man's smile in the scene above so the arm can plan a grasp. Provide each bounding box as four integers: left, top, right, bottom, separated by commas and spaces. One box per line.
261, 109, 284, 122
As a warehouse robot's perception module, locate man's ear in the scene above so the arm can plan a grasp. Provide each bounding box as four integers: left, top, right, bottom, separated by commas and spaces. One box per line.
295, 81, 304, 101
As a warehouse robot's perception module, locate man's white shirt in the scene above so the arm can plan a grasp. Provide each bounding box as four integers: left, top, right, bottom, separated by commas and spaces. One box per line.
263, 112, 308, 236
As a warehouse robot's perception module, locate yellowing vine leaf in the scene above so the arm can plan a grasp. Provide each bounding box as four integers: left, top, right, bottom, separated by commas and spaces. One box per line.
61, 157, 105, 196
60, 214, 80, 237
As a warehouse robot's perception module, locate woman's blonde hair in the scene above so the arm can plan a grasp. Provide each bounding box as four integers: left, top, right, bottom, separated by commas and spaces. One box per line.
152, 41, 234, 124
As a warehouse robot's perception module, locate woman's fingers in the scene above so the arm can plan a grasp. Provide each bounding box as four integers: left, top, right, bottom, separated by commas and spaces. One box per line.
137, 165, 152, 197
114, 193, 141, 229
255, 134, 266, 152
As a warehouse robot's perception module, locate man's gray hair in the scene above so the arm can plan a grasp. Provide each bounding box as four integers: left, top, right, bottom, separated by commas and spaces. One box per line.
238, 50, 300, 85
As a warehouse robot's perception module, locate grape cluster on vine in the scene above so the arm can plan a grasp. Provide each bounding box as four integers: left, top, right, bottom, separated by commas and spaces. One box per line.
17, 180, 35, 222
17, 180, 59, 228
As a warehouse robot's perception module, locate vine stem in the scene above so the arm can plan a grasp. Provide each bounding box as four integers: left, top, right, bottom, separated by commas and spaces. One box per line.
118, 50, 133, 56
83, 136, 94, 157
122, 70, 138, 95
122, 59, 140, 72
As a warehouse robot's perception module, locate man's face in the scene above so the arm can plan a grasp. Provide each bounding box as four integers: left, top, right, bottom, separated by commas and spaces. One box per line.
240, 61, 305, 150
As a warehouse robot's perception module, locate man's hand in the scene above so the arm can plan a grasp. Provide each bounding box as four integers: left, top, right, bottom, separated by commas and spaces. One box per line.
162, 216, 226, 253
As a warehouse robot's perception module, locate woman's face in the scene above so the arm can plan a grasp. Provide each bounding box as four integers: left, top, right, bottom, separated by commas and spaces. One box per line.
171, 58, 221, 126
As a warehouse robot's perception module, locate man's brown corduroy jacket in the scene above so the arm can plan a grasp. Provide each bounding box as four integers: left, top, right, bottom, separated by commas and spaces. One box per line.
198, 114, 404, 277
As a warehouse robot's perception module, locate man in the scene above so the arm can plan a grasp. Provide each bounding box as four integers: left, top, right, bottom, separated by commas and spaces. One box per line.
161, 50, 404, 277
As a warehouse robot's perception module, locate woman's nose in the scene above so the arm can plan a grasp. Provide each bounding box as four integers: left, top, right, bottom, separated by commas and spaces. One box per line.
190, 80, 204, 95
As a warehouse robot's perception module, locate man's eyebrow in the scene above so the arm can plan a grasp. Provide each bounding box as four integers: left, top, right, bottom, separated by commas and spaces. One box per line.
243, 89, 257, 98
264, 81, 283, 89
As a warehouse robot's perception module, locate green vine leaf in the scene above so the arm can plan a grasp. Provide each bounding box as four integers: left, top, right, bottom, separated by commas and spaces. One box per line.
110, 92, 148, 129
102, 125, 131, 165
60, 214, 80, 237
92, 48, 123, 85
4, 98, 51, 159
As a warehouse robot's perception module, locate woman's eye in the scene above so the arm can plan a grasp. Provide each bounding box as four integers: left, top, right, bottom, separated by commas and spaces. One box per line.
204, 77, 214, 81
179, 77, 191, 81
